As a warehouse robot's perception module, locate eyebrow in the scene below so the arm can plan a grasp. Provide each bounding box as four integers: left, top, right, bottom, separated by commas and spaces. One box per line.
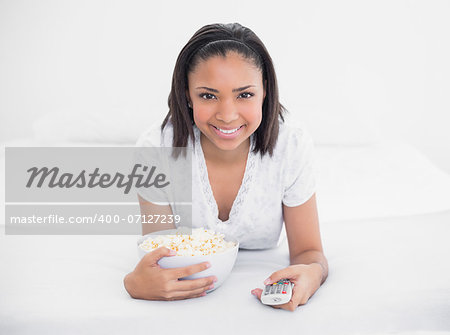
195, 85, 256, 93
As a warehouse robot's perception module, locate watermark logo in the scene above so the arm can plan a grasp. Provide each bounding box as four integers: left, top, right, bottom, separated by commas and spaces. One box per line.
5, 147, 192, 234
25, 164, 169, 194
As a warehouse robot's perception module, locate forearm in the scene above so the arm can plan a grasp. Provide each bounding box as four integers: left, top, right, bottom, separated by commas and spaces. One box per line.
290, 249, 328, 284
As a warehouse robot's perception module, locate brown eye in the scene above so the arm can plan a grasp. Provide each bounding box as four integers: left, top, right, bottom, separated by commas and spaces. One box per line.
238, 92, 254, 99
199, 93, 216, 100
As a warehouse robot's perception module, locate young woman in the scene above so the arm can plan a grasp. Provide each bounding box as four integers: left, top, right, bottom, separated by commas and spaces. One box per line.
124, 22, 328, 312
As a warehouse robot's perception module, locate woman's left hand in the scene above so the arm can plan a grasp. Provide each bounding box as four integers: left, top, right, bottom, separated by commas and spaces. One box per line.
251, 263, 324, 312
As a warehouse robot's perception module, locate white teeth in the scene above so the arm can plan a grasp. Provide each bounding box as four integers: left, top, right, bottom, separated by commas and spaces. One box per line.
217, 126, 241, 134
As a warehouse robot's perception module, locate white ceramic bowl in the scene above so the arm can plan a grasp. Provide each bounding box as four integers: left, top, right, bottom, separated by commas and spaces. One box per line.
137, 228, 239, 292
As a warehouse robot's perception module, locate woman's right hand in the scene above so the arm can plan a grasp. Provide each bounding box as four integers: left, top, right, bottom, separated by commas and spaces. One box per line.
124, 246, 217, 300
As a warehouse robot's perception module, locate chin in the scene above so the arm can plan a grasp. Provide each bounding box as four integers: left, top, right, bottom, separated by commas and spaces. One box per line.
212, 140, 243, 152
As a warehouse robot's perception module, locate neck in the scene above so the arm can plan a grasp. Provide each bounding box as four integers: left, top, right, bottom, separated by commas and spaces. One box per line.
200, 133, 250, 165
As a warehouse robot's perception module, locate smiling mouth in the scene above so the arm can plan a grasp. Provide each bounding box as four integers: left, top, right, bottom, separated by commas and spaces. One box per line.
212, 125, 244, 134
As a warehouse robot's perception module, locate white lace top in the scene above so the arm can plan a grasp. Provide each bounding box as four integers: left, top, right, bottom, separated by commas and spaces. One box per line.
136, 120, 316, 250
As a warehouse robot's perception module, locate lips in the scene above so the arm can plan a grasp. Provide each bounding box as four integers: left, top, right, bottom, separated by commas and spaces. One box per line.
212, 125, 244, 134
210, 124, 245, 139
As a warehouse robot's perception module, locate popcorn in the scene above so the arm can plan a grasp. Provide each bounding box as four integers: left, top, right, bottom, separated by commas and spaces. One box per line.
139, 228, 236, 256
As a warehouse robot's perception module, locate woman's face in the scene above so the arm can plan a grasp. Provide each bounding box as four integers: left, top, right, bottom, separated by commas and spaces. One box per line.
187, 51, 266, 153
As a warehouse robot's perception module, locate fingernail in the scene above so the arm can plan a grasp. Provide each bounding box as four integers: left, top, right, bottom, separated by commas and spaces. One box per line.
209, 284, 214, 290
264, 278, 271, 285
212, 277, 217, 282
205, 262, 211, 268
169, 249, 177, 255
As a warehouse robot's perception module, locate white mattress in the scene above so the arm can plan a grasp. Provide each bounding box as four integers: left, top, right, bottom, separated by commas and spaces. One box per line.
0, 211, 450, 334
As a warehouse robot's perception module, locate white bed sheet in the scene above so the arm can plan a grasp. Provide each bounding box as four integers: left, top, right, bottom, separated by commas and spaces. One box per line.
1, 211, 450, 335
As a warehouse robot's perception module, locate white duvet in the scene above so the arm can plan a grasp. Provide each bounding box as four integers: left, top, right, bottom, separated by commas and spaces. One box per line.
0, 211, 449, 334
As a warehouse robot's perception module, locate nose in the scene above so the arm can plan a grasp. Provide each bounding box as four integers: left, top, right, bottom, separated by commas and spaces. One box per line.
215, 99, 239, 123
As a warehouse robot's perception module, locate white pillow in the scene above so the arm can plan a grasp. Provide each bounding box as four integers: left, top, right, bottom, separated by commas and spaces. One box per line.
314, 140, 450, 222
32, 110, 164, 144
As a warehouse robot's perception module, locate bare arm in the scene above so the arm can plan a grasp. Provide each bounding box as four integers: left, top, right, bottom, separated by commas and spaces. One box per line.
252, 193, 328, 310
283, 193, 328, 284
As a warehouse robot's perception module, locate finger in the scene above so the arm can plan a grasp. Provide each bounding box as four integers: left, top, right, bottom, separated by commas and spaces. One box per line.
263, 267, 296, 285
143, 247, 176, 266
191, 292, 208, 299
280, 293, 310, 311
264, 298, 295, 311
172, 276, 217, 292
251, 288, 297, 311
252, 283, 304, 310
251, 288, 263, 300
177, 291, 207, 300
272, 285, 305, 311
166, 282, 213, 300
276, 299, 298, 312
166, 261, 210, 280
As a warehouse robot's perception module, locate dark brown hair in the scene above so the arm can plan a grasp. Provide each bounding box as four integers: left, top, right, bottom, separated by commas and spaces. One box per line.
162, 22, 286, 157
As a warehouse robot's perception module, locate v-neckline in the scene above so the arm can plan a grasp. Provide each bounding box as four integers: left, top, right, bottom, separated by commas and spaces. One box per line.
194, 127, 256, 225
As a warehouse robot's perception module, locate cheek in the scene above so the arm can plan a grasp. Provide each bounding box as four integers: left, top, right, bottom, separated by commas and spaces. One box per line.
241, 101, 263, 124
193, 106, 213, 124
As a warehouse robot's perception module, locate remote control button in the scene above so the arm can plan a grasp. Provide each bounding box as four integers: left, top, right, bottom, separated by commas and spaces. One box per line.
282, 291, 286, 294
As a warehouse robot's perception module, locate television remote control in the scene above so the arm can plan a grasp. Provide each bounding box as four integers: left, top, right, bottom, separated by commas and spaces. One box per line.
261, 279, 294, 305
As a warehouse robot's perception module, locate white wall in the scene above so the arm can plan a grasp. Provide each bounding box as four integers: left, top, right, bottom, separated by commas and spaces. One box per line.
1, 0, 449, 172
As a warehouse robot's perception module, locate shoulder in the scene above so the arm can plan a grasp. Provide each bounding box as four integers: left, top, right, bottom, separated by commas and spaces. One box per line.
136, 122, 174, 147
275, 121, 317, 205
269, 120, 316, 185
273, 120, 314, 157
